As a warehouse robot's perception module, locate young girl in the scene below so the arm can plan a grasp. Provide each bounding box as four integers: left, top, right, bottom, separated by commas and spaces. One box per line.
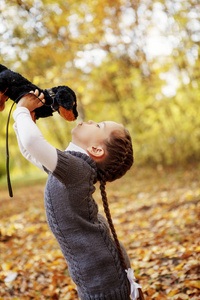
13, 90, 143, 300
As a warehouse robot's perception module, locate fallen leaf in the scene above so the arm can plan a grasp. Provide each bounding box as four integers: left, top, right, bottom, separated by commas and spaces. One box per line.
185, 280, 200, 289
4, 272, 18, 283
167, 289, 179, 297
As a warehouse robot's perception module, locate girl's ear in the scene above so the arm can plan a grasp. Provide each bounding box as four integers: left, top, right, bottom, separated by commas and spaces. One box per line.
87, 146, 105, 158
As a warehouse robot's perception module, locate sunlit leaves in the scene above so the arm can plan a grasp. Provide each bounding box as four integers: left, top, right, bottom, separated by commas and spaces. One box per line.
0, 0, 200, 177
0, 167, 199, 299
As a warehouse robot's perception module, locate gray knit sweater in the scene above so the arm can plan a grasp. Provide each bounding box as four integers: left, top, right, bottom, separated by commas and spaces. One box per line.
44, 149, 131, 300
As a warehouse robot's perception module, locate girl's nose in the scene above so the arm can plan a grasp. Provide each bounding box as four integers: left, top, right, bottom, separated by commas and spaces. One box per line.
87, 120, 94, 124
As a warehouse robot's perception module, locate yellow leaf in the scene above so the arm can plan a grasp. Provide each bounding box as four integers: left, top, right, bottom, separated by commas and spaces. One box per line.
185, 192, 193, 200
146, 268, 155, 275
25, 263, 32, 268
25, 225, 36, 233
67, 285, 75, 291
185, 280, 200, 289
167, 289, 179, 297
195, 246, 200, 252
174, 262, 185, 271
2, 262, 12, 271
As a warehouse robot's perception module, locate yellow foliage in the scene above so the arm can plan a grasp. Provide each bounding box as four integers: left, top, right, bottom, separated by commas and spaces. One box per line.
0, 0, 200, 182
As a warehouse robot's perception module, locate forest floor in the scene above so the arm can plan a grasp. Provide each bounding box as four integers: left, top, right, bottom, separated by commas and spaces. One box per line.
0, 165, 199, 299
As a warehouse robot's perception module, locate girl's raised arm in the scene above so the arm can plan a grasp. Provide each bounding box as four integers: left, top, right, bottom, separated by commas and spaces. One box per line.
13, 122, 45, 171
13, 91, 57, 172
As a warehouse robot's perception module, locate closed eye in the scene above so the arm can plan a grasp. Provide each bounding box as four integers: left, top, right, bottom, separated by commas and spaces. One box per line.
96, 124, 100, 128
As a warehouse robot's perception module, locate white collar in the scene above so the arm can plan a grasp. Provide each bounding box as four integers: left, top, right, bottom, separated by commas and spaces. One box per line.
65, 142, 89, 156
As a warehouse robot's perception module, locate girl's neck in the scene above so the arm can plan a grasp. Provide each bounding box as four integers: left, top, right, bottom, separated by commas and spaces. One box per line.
65, 142, 89, 156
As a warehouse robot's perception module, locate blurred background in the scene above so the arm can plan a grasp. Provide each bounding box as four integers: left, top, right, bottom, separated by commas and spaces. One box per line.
0, 0, 200, 183
1, 2, 200, 298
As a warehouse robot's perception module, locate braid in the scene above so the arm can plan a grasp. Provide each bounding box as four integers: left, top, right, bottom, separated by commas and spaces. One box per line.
96, 129, 133, 269
97, 128, 145, 299
99, 178, 127, 270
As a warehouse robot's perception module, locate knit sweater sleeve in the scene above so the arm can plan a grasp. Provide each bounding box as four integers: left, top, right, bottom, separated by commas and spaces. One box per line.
52, 149, 91, 186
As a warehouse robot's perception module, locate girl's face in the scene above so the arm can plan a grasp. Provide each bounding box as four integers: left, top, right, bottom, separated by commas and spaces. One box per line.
71, 120, 124, 150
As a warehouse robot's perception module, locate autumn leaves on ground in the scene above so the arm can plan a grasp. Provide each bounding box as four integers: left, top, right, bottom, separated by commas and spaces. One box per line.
0, 166, 199, 300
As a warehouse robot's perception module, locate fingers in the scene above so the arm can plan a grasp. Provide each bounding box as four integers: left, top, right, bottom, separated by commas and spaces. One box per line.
29, 89, 41, 98
38, 93, 45, 106
17, 89, 45, 110
38, 92, 45, 101
29, 89, 45, 105
30, 89, 39, 97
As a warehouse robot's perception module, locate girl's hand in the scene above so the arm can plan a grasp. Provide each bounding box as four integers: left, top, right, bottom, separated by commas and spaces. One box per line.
17, 89, 45, 112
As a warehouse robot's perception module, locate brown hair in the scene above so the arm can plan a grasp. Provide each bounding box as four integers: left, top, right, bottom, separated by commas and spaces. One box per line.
96, 128, 133, 270
96, 129, 145, 299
